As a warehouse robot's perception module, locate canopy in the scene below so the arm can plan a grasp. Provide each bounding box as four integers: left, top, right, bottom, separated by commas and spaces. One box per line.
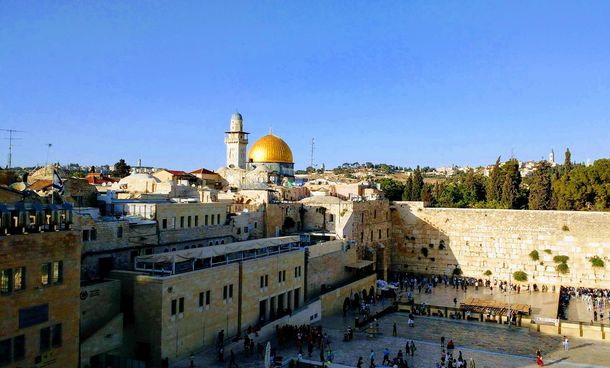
136, 235, 301, 264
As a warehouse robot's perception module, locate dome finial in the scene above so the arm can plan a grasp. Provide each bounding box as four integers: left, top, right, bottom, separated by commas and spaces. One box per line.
269, 126, 273, 134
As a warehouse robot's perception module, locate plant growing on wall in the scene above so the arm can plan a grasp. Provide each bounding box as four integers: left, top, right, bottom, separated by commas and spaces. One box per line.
513, 271, 528, 282
553, 255, 569, 264
439, 240, 446, 250
544, 249, 552, 254
562, 225, 570, 231
484, 270, 492, 277
452, 267, 463, 276
529, 250, 540, 261
590, 256, 605, 268
420, 247, 428, 258
556, 262, 569, 274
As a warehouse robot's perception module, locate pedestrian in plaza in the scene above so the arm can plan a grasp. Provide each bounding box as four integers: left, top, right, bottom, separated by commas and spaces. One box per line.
536, 349, 544, 366
410, 340, 416, 357
468, 357, 476, 368
370, 349, 376, 368
218, 347, 224, 362
454, 297, 458, 307
357, 356, 364, 368
563, 336, 569, 351
441, 336, 445, 348
383, 347, 391, 365
393, 322, 397, 336
228, 350, 238, 368
189, 354, 195, 368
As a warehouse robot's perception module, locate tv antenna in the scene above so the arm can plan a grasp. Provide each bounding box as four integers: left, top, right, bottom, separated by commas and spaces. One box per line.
310, 138, 315, 168
0, 129, 24, 169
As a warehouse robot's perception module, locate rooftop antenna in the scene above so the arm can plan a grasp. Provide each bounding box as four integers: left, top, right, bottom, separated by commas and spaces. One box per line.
310, 138, 315, 168
46, 143, 52, 166
0, 129, 24, 169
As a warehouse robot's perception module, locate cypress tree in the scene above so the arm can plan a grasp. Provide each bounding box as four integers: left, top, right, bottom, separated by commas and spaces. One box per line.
486, 156, 503, 203
411, 165, 424, 201
402, 176, 413, 201
501, 159, 522, 208
529, 161, 553, 210
564, 148, 572, 177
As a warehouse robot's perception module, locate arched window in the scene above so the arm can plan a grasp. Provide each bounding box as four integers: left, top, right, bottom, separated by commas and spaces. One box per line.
221, 240, 225, 244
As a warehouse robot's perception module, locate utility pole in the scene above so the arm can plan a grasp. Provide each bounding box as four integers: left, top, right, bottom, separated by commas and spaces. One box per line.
0, 129, 24, 169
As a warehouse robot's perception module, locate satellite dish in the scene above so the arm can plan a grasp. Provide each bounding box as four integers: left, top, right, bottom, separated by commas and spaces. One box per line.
10, 182, 27, 191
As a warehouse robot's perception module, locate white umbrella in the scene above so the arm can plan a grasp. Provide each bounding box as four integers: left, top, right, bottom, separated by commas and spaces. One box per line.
264, 341, 271, 368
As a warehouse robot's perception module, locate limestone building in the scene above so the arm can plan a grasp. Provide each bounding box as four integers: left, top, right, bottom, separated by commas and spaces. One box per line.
0, 203, 80, 368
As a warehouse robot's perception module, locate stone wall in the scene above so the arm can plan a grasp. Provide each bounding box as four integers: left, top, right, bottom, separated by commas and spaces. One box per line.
80, 279, 121, 338
319, 274, 377, 317
307, 241, 358, 300
391, 202, 610, 288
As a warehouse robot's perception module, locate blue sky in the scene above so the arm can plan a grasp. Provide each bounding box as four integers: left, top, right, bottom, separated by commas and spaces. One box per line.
1, 1, 609, 170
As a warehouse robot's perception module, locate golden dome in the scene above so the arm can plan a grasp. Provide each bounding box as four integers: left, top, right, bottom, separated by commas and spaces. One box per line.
248, 134, 294, 163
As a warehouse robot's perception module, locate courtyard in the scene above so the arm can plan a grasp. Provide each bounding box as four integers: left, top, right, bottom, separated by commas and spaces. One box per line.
174, 307, 610, 368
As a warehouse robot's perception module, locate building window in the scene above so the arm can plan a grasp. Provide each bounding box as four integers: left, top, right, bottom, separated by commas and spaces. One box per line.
178, 297, 184, 313
14, 267, 25, 291
52, 262, 63, 284
360, 232, 364, 242
162, 219, 167, 229
211, 215, 215, 225
329, 214, 334, 222
91, 228, 97, 241
199, 291, 211, 307
244, 226, 248, 233
374, 209, 377, 219
188, 216, 192, 227
260, 276, 264, 288
40, 264, 50, 286
180, 216, 185, 228
82, 229, 90, 242
223, 284, 233, 301
236, 228, 241, 235
378, 229, 382, 239
217, 214, 221, 224
13, 335, 25, 362
0, 335, 23, 365
294, 266, 302, 278
0, 338, 11, 366
205, 215, 208, 226
117, 226, 123, 238
370, 230, 373, 241
171, 299, 177, 316
39, 327, 50, 352
195, 216, 199, 227
1, 269, 13, 294
254, 222, 257, 229
278, 270, 286, 283
387, 228, 390, 238
51, 324, 62, 348
229, 284, 233, 298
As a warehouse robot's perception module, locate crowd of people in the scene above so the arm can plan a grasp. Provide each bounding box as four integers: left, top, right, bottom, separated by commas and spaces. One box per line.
558, 286, 610, 322
394, 272, 553, 299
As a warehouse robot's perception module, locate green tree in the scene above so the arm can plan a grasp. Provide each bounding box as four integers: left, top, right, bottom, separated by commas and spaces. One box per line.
529, 161, 553, 210
411, 166, 424, 201
486, 157, 503, 204
377, 178, 405, 201
564, 148, 572, 177
402, 176, 413, 201
111, 159, 131, 178
501, 159, 523, 209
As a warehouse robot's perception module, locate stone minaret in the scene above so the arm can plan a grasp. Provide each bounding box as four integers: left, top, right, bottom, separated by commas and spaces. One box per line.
224, 112, 249, 169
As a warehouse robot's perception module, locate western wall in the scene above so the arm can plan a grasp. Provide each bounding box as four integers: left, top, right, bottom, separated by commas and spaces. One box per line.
390, 201, 610, 288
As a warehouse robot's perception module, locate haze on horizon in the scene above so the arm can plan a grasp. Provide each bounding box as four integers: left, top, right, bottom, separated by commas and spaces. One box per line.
1, 1, 609, 170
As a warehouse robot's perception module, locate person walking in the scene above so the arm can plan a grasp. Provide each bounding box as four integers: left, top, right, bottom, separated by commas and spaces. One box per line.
393, 322, 397, 336
357, 356, 364, 368
441, 336, 445, 348
228, 350, 238, 368
189, 354, 195, 368
563, 336, 569, 351
536, 349, 544, 366
410, 340, 416, 357
369, 349, 376, 368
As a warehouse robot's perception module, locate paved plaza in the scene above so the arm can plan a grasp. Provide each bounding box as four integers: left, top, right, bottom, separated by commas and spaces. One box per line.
410, 284, 560, 319
174, 309, 610, 368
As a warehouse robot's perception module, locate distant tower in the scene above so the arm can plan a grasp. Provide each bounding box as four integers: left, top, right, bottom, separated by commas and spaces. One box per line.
549, 149, 555, 164
225, 112, 249, 169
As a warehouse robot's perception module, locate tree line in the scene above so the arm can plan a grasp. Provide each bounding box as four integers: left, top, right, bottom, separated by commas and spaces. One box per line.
378, 149, 610, 211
